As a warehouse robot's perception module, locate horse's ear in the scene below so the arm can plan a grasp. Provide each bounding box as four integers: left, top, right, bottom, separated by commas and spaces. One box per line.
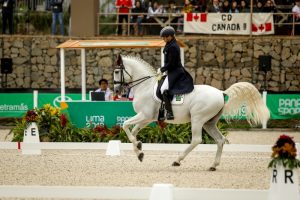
116, 54, 123, 67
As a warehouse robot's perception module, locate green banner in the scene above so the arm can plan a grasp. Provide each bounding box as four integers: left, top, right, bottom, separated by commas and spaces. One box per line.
267, 94, 300, 119
0, 93, 33, 117
1, 92, 300, 122
65, 101, 136, 128
38, 93, 87, 108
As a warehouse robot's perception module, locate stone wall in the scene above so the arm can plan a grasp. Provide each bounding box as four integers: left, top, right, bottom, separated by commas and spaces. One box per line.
0, 35, 299, 91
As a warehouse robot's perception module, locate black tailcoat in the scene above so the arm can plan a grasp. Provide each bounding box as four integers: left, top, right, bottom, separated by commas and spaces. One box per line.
160, 39, 194, 95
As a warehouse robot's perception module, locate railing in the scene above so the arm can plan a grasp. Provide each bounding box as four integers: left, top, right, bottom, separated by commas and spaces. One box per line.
98, 11, 300, 36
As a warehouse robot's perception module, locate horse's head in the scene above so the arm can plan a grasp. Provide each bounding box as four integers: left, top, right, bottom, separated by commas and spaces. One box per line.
113, 55, 133, 88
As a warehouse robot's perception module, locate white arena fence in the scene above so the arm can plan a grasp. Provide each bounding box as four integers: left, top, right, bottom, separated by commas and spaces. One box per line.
0, 142, 272, 152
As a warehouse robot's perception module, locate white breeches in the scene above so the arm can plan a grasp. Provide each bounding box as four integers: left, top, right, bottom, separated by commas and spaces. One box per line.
160, 76, 169, 94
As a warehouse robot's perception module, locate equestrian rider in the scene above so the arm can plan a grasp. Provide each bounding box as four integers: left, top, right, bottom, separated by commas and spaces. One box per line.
159, 26, 194, 120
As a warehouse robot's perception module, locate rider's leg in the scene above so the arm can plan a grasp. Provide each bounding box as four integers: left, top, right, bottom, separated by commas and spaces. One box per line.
163, 90, 174, 120
160, 77, 174, 120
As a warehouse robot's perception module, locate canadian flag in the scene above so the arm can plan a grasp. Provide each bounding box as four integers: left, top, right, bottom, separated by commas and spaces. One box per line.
186, 13, 207, 22
252, 13, 274, 35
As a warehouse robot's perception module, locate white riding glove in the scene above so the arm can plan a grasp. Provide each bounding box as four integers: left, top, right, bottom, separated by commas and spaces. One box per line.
157, 68, 162, 75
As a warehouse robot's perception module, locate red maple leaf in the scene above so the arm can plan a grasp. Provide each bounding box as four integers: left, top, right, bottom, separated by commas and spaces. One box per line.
193, 14, 199, 21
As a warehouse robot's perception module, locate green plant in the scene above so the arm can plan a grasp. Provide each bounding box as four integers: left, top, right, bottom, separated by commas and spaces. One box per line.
13, 106, 227, 144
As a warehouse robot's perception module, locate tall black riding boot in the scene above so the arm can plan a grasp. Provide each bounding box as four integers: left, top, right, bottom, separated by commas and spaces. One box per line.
162, 90, 174, 120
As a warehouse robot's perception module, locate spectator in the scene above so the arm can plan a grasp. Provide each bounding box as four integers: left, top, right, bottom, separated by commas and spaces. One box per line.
115, 0, 133, 35
253, 1, 264, 12
50, 0, 64, 35
208, 0, 222, 12
263, 0, 276, 12
230, 0, 239, 13
131, 0, 146, 36
146, 1, 163, 35
95, 79, 113, 101
147, 1, 163, 19
166, 0, 179, 14
222, 0, 230, 12
1, 0, 15, 34
193, 0, 208, 12
239, 0, 250, 12
177, 0, 194, 33
292, 0, 300, 35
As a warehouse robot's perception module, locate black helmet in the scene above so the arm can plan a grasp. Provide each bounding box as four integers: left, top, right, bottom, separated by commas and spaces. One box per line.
160, 26, 175, 37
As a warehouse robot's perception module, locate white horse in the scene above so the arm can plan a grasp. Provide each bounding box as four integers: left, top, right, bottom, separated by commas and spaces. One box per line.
114, 55, 270, 171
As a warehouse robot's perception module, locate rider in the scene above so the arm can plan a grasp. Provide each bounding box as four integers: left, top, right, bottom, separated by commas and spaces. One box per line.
159, 26, 194, 120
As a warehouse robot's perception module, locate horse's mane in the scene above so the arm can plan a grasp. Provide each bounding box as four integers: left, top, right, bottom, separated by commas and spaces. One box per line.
122, 55, 156, 75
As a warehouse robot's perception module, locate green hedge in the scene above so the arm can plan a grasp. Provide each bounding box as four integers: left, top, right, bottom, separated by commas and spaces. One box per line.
12, 105, 228, 144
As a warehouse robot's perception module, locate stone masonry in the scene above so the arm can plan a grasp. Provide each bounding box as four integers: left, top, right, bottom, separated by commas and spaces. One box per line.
0, 35, 299, 91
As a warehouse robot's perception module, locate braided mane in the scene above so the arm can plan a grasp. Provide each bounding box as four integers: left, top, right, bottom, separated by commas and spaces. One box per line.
122, 55, 156, 75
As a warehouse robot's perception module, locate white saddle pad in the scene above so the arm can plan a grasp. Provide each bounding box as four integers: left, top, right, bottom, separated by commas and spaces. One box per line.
153, 82, 184, 105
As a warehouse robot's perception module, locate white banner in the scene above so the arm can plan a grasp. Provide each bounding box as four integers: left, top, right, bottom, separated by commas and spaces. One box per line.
184, 13, 274, 35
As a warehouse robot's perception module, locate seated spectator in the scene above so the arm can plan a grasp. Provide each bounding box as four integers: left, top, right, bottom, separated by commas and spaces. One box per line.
222, 0, 230, 12
166, 0, 179, 14
146, 1, 164, 35
208, 0, 222, 13
253, 1, 264, 12
230, 0, 239, 13
239, 0, 250, 12
263, 0, 276, 12
95, 79, 112, 101
193, 0, 208, 12
147, 1, 164, 19
292, 0, 300, 35
131, 0, 146, 36
177, 0, 194, 33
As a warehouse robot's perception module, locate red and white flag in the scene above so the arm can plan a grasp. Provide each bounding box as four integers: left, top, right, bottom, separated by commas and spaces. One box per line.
252, 13, 274, 35
184, 13, 274, 35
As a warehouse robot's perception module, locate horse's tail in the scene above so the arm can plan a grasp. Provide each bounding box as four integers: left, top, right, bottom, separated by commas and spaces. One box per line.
223, 82, 270, 126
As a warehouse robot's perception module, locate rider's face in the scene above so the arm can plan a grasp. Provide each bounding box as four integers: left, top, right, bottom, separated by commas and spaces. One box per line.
162, 35, 173, 43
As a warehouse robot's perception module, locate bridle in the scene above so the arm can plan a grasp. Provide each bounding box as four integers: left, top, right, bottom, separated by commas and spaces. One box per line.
114, 55, 155, 92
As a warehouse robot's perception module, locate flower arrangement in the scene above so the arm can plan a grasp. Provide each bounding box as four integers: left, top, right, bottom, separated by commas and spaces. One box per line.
25, 110, 39, 123
268, 134, 300, 169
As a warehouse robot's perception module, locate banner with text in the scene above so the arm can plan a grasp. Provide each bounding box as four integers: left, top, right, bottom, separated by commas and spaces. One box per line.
65, 101, 136, 128
0, 93, 33, 117
184, 13, 274, 35
267, 94, 300, 119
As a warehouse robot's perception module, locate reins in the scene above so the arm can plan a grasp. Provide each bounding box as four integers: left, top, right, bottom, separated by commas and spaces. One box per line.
114, 62, 156, 91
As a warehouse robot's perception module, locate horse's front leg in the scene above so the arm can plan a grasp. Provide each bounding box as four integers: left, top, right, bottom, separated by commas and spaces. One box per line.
123, 112, 149, 161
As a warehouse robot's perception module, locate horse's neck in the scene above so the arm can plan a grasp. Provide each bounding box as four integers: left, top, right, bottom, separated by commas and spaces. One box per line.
124, 58, 155, 97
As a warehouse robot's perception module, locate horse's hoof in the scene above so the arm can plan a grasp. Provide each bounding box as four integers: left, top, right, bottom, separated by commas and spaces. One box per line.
138, 152, 144, 162
209, 167, 216, 171
137, 141, 142, 150
172, 161, 180, 166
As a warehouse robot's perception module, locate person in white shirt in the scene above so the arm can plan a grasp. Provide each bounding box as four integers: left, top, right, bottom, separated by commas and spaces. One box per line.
292, 0, 300, 35
95, 79, 112, 101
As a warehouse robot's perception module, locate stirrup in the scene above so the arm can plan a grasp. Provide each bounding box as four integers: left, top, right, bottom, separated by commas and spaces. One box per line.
166, 112, 174, 120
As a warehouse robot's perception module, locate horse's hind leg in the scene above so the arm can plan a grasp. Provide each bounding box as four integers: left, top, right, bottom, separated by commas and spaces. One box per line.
172, 119, 204, 166
203, 113, 227, 171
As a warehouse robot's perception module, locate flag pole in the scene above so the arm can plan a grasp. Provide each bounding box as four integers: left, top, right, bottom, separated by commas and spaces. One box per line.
250, 0, 253, 37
